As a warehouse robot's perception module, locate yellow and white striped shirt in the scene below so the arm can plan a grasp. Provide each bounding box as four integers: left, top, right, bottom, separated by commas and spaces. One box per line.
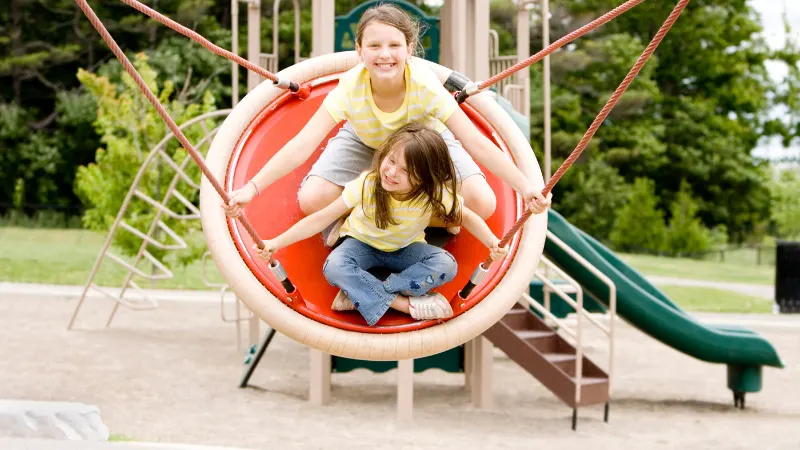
322, 58, 458, 149
339, 172, 462, 252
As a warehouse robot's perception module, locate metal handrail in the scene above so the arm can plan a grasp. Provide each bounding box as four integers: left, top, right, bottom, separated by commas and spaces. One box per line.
489, 29, 522, 104
501, 84, 525, 116
260, 0, 302, 77
202, 250, 254, 352
530, 256, 584, 403
519, 292, 576, 339
539, 258, 609, 334
546, 230, 617, 396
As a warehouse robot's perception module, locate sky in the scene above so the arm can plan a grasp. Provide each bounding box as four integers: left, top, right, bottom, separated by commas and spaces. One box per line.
749, 0, 799, 161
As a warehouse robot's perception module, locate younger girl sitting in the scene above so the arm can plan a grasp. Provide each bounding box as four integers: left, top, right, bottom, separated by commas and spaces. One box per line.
254, 123, 512, 325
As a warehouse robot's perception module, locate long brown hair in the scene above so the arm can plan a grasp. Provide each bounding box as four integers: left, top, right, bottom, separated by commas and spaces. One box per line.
364, 123, 461, 229
355, 3, 422, 57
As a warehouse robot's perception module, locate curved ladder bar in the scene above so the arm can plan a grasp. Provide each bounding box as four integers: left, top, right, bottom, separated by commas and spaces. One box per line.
67, 110, 230, 329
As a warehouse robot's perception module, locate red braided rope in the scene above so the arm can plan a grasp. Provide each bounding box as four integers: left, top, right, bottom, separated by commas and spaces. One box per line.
480, 0, 690, 269
119, 0, 278, 83
74, 0, 268, 255
478, 0, 645, 91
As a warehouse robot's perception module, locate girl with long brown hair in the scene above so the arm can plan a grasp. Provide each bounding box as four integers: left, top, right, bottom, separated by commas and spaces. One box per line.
224, 3, 551, 242
253, 124, 510, 325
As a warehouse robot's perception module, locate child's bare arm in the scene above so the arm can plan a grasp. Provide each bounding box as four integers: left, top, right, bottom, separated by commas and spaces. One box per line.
250, 107, 338, 191
224, 107, 338, 217
459, 206, 508, 261
445, 109, 551, 213
257, 198, 351, 259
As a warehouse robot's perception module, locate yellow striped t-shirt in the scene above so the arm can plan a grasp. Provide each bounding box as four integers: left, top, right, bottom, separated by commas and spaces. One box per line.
322, 58, 458, 149
339, 172, 462, 252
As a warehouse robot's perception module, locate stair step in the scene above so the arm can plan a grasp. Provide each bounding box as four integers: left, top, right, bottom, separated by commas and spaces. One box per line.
544, 353, 576, 363
502, 309, 552, 332
514, 330, 555, 340
577, 377, 608, 385
484, 321, 611, 408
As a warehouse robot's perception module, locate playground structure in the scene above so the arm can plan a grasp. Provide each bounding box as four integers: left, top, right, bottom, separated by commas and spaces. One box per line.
66, 0, 782, 429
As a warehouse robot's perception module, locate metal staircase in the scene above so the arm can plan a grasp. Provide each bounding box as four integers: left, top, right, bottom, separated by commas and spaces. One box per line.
484, 231, 617, 430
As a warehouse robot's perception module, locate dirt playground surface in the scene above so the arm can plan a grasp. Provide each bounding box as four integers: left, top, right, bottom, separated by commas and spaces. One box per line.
1, 293, 798, 449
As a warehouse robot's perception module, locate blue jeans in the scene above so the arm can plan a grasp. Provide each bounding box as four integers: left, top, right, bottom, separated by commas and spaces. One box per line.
322, 238, 458, 326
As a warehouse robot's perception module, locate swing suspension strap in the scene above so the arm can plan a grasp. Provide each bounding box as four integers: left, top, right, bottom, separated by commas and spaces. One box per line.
118, 0, 309, 98
455, 0, 647, 104
458, 0, 691, 299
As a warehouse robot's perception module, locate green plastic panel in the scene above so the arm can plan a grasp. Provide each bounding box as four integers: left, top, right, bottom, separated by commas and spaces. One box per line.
331, 345, 464, 374
727, 364, 763, 393
334, 0, 440, 63
544, 209, 783, 369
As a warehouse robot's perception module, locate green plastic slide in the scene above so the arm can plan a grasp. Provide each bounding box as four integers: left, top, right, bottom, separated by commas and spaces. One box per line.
543, 209, 783, 369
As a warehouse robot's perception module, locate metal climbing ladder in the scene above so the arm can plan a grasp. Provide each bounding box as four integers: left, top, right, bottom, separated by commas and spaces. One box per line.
67, 110, 233, 330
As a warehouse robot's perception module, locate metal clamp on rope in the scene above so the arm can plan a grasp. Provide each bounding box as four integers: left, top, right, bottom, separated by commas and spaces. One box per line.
455, 81, 481, 104
268, 260, 288, 281
469, 263, 490, 286
268, 260, 297, 302
272, 77, 292, 90
274, 77, 310, 99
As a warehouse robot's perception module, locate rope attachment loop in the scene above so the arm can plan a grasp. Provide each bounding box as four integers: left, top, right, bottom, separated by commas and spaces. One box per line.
273, 77, 311, 100
455, 81, 482, 104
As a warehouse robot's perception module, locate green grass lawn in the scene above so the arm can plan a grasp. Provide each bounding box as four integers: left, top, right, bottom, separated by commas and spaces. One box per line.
0, 227, 224, 290
109, 434, 136, 442
659, 286, 773, 314
0, 227, 774, 313
618, 252, 774, 285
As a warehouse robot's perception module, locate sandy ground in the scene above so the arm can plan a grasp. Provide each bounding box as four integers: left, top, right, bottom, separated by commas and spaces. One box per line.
0, 293, 798, 450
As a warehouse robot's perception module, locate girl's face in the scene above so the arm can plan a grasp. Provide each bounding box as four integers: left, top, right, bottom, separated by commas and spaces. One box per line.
379, 147, 412, 196
356, 21, 413, 83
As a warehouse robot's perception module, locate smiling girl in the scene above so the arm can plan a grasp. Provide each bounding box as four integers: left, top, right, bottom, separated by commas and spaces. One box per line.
254, 123, 510, 325
223, 4, 550, 240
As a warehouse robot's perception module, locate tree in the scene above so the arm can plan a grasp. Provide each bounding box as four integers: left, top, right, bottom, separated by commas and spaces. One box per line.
0, 0, 235, 219
770, 170, 800, 239
609, 178, 666, 253
664, 180, 711, 256
554, 158, 630, 242
74, 54, 218, 264
529, 0, 785, 242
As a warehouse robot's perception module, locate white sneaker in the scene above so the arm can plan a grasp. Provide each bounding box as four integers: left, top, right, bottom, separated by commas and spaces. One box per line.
331, 290, 356, 311
409, 292, 453, 320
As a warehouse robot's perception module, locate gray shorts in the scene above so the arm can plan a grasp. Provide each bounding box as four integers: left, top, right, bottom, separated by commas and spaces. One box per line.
304, 122, 484, 187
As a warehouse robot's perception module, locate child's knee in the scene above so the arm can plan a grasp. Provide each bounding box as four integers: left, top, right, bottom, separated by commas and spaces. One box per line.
322, 253, 349, 283
298, 187, 325, 215
298, 178, 342, 215
429, 251, 458, 284
462, 178, 496, 219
